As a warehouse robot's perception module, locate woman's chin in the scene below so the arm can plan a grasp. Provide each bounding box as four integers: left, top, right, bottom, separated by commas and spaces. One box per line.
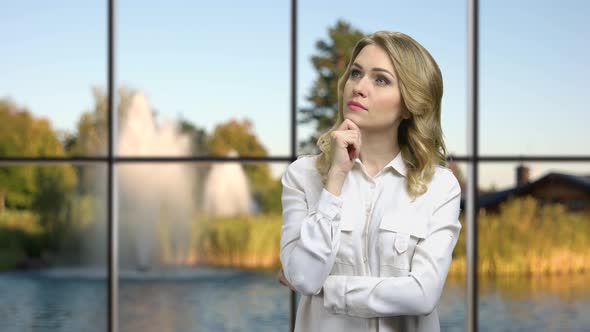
344, 114, 363, 126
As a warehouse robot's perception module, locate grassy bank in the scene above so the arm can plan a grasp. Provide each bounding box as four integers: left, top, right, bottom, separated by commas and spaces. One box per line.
449, 196, 590, 276
1, 196, 588, 275
187, 214, 282, 270
189, 196, 590, 275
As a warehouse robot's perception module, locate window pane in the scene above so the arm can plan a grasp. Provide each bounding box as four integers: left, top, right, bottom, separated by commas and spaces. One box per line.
297, 0, 467, 156
439, 161, 468, 331
117, 1, 290, 158
0, 2, 107, 157
478, 162, 590, 331
117, 162, 289, 331
480, 1, 590, 156
0, 164, 108, 331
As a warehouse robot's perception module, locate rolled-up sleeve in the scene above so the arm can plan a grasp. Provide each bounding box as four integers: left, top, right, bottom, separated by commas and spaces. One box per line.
323, 174, 462, 317
280, 162, 345, 296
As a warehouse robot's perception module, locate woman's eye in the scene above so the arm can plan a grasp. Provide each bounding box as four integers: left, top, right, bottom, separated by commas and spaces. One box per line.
350, 69, 362, 78
376, 75, 390, 86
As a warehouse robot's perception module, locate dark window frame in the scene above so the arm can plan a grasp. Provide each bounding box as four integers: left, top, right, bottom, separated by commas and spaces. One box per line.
1, 1, 590, 331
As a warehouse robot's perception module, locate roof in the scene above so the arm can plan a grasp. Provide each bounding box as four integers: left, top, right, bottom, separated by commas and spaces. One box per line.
459, 172, 590, 210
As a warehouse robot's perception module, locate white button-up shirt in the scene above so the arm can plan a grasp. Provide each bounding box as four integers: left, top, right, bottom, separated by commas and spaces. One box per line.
280, 152, 462, 332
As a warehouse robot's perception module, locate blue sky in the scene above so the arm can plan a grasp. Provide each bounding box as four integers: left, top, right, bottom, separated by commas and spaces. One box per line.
1, 0, 589, 188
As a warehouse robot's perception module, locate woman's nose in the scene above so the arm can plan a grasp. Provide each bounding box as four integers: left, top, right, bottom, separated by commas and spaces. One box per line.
352, 78, 368, 97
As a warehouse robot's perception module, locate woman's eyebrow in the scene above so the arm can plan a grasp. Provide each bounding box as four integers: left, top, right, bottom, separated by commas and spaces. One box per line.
352, 62, 395, 78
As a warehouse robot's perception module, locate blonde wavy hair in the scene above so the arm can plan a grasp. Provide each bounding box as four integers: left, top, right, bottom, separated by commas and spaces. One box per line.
315, 31, 449, 201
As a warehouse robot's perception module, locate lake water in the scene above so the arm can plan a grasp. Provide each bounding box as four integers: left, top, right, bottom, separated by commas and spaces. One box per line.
0, 268, 588, 331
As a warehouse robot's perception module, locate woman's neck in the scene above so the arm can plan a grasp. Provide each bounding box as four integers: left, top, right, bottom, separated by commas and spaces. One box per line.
359, 128, 400, 176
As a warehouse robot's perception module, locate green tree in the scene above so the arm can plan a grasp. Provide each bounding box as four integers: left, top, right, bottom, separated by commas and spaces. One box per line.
0, 98, 77, 247
33, 164, 77, 248
179, 118, 209, 156
65, 86, 127, 158
299, 20, 365, 154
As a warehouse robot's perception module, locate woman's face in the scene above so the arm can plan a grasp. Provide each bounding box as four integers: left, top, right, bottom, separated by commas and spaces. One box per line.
343, 44, 409, 131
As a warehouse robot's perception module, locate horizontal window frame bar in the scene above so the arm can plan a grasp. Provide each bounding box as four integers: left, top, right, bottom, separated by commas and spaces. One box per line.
0, 155, 589, 165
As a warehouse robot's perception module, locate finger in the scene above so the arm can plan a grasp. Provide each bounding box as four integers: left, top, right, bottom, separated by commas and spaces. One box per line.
277, 269, 289, 285
343, 131, 361, 155
331, 131, 355, 149
347, 145, 354, 161
277, 269, 296, 291
337, 119, 350, 130
332, 130, 361, 161
341, 119, 361, 133
278, 274, 287, 286
356, 133, 361, 159
279, 275, 295, 291
341, 121, 361, 156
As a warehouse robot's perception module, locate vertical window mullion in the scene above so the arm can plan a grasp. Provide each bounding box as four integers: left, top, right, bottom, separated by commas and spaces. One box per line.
289, 0, 298, 331
107, 0, 118, 331
466, 0, 479, 331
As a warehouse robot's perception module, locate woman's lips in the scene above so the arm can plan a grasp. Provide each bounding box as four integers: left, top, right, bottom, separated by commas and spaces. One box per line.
347, 101, 367, 111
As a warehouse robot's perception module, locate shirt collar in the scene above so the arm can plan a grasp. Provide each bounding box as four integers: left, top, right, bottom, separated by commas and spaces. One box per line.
353, 150, 407, 177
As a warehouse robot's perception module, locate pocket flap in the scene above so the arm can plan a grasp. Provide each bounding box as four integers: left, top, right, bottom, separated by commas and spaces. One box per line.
394, 233, 410, 253
379, 209, 428, 239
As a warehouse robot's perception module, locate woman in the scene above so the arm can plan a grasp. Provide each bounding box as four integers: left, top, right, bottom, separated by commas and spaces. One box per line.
278, 31, 462, 332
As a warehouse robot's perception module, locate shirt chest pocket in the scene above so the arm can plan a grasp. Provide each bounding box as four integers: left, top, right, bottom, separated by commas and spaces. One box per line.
332, 212, 357, 275
378, 210, 428, 277
334, 221, 356, 266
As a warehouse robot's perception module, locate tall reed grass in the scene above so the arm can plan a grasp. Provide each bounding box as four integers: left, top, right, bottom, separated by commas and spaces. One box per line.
449, 196, 590, 276
187, 214, 282, 270
1, 196, 588, 275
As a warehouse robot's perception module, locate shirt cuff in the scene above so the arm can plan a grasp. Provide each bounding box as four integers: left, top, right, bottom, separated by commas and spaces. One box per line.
323, 275, 347, 314
316, 188, 344, 221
